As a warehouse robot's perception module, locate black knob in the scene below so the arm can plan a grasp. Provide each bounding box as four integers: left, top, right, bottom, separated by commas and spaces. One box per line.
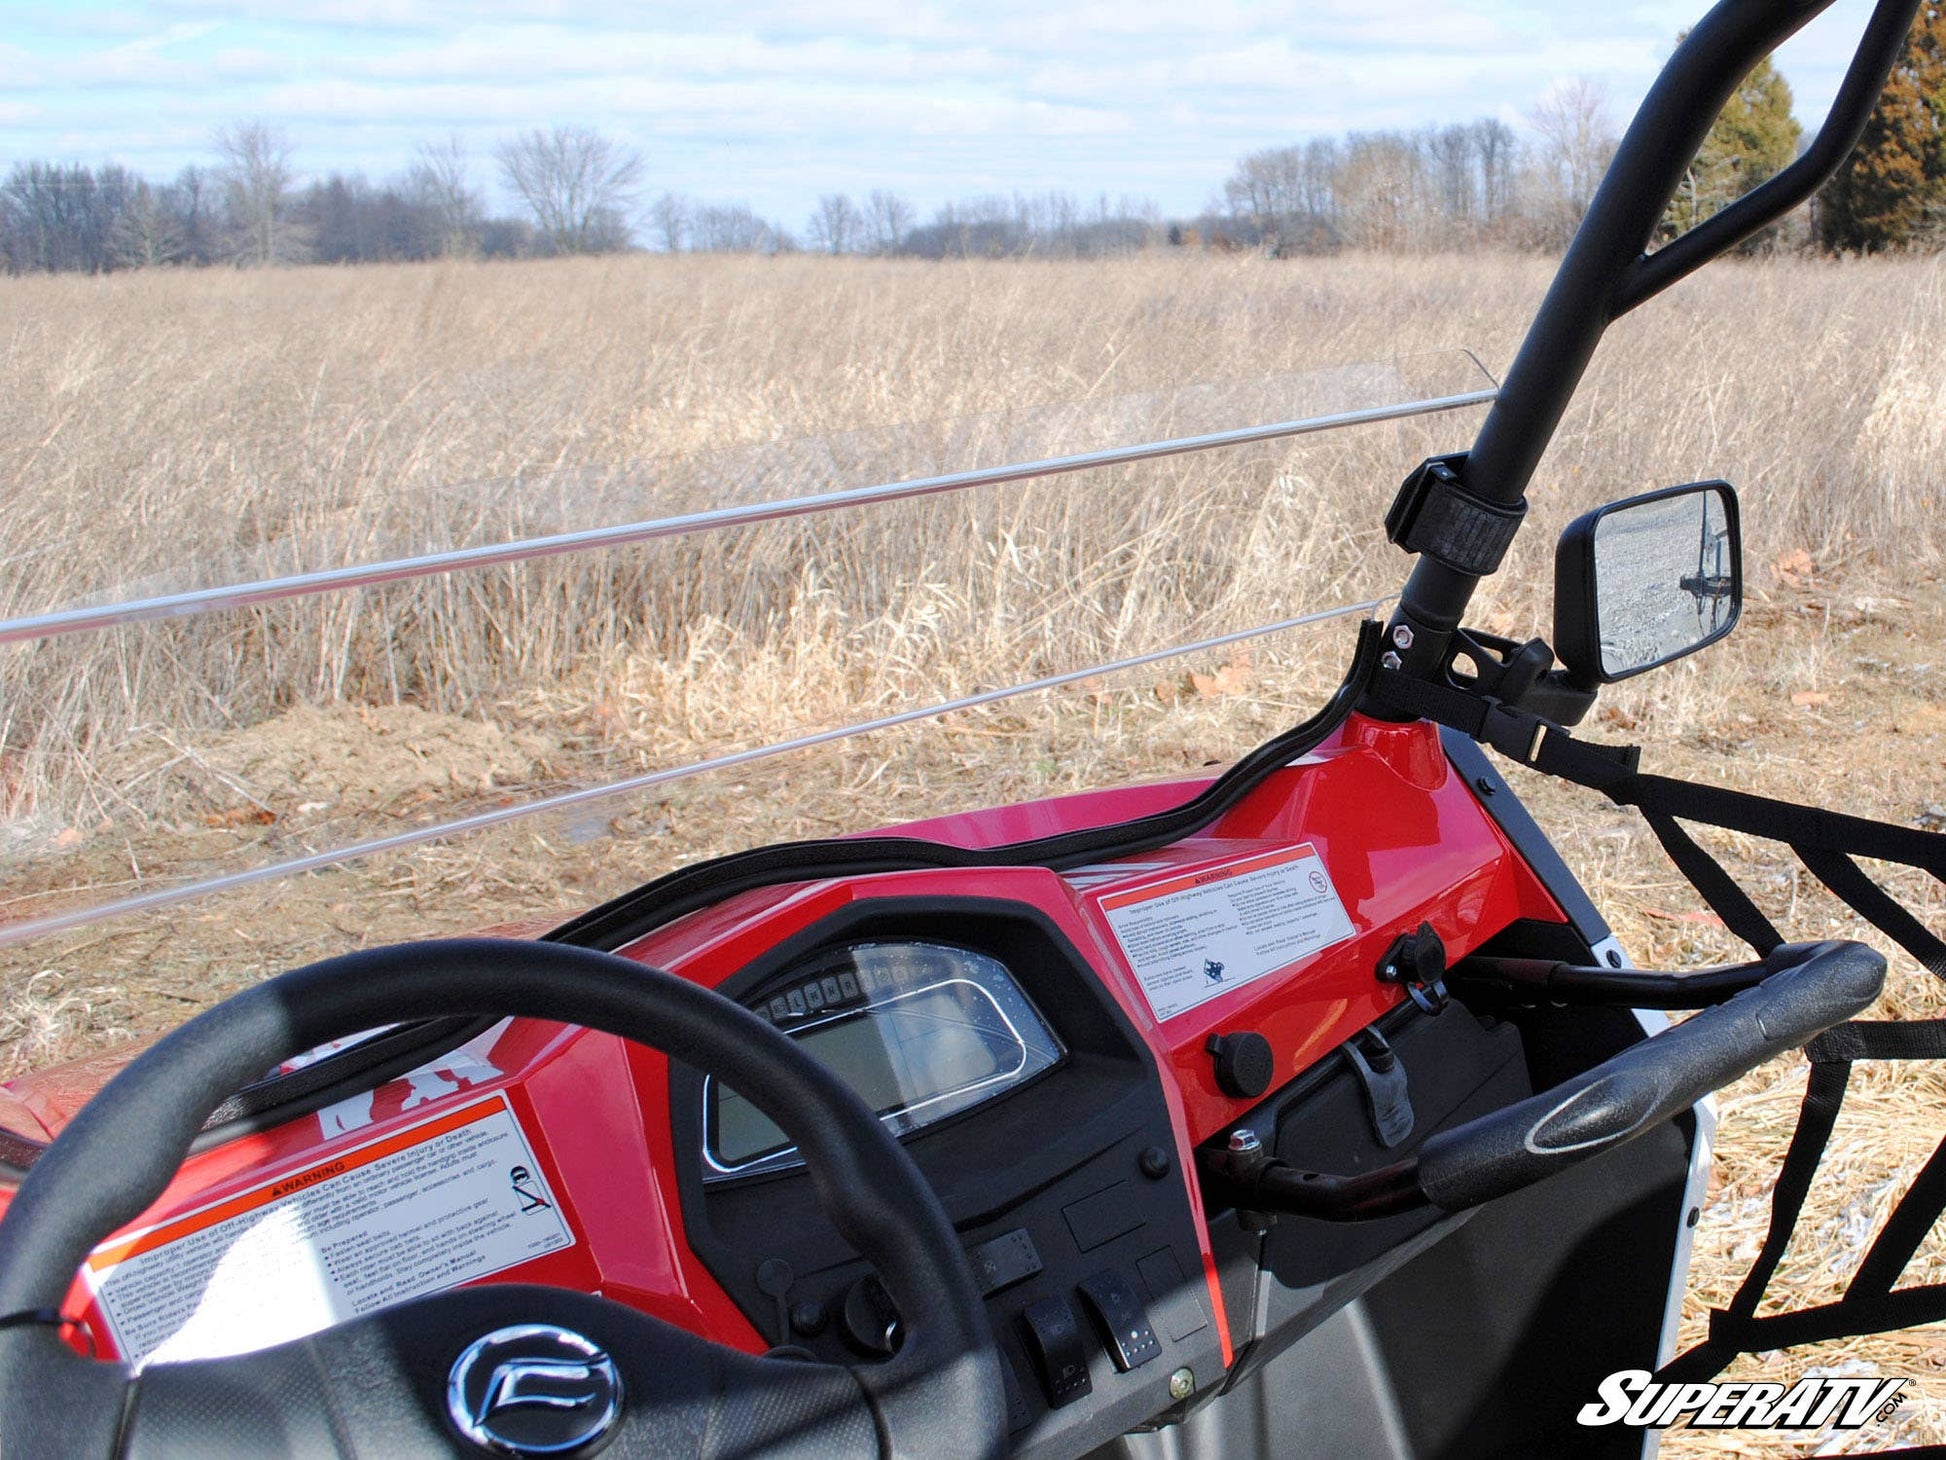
790, 1299, 829, 1336
1206, 1031, 1275, 1099
1138, 1145, 1173, 1180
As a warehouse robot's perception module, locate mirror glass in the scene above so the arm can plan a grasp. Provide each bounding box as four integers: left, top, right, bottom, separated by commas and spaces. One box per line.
1591, 485, 1738, 679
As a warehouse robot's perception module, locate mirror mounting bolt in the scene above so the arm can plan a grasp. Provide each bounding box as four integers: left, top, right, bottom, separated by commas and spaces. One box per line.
1391, 624, 1414, 650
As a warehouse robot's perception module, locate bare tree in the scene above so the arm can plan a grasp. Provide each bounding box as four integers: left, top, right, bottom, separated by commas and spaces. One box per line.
1472, 118, 1520, 230
495, 126, 644, 255
649, 191, 690, 252
1220, 142, 1342, 253
110, 179, 185, 268
161, 165, 218, 264
1527, 78, 1617, 246
864, 190, 913, 255
408, 136, 480, 257
1336, 132, 1434, 250
216, 121, 300, 266
1426, 124, 1478, 228
692, 203, 793, 253
807, 193, 862, 254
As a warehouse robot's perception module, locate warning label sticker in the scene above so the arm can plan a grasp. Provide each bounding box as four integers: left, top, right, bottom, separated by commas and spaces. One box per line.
84, 1093, 573, 1367
1098, 843, 1355, 1022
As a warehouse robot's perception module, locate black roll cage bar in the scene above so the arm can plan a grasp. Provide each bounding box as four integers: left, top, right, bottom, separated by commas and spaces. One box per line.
1384, 0, 1924, 682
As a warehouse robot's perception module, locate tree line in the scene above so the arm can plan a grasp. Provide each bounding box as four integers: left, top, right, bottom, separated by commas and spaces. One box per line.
4, 22, 1942, 275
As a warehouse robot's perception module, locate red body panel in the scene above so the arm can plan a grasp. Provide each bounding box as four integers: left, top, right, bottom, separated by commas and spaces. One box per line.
0, 714, 1567, 1363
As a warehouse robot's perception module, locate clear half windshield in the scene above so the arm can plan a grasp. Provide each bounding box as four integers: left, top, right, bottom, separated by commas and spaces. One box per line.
0, 346, 1494, 1068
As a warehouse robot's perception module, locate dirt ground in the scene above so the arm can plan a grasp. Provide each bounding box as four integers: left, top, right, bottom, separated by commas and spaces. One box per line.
4, 567, 1946, 1454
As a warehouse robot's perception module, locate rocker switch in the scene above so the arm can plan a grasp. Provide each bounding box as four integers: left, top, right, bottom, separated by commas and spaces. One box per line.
1019, 1295, 1093, 1407
1076, 1268, 1162, 1372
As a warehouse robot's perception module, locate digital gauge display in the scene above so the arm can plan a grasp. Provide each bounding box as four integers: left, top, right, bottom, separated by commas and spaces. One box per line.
704, 942, 1064, 1180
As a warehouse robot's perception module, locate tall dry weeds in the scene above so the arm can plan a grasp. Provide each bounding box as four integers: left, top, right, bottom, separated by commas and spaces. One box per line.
4, 250, 1941, 835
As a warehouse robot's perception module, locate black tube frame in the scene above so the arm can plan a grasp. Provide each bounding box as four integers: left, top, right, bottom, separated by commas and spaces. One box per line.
1385, 0, 1924, 679
1449, 939, 1829, 1011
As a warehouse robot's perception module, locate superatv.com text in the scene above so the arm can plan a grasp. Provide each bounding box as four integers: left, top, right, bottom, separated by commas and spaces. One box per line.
1577, 1371, 1907, 1429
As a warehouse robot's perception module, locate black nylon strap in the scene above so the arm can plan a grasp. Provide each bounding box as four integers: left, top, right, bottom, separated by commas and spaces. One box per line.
1641, 811, 1783, 954
1369, 661, 1946, 1390
1621, 775, 1946, 875
1366, 668, 1640, 789
1797, 847, 1946, 981
1811, 1020, 1946, 1063
1707, 1281, 1946, 1351
1726, 1059, 1852, 1322
1385, 454, 1527, 577
1368, 664, 1946, 966
1657, 1058, 1853, 1385
1661, 1020, 1946, 1381
1850, 1135, 1946, 1298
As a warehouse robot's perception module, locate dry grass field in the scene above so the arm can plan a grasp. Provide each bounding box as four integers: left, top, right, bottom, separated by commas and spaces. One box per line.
7, 248, 1946, 1451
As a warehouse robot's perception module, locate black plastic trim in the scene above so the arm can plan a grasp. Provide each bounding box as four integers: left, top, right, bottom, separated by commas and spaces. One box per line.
661, 892, 1222, 1460
544, 621, 1381, 953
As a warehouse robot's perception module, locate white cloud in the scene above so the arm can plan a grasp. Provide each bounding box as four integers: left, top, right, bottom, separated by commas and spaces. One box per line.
0, 0, 1883, 219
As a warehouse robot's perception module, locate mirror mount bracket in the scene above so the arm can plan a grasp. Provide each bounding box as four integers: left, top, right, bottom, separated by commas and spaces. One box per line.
1442, 626, 1598, 728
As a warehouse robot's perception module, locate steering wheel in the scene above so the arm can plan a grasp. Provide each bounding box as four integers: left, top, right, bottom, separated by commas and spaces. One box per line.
0, 939, 1005, 1458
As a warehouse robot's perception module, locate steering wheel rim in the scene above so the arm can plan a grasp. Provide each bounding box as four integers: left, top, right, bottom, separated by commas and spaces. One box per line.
0, 938, 1004, 1458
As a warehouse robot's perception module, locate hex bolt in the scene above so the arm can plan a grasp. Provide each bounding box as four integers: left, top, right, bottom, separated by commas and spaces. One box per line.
1169, 1367, 1196, 1401
1391, 624, 1415, 650
1381, 651, 1403, 671
1227, 1128, 1262, 1155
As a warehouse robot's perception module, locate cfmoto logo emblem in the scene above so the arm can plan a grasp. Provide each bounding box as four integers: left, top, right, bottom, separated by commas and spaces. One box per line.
446, 1324, 622, 1455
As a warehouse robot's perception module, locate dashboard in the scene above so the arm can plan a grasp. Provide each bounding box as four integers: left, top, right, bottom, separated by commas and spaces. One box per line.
667, 896, 1228, 1458
0, 717, 1645, 1456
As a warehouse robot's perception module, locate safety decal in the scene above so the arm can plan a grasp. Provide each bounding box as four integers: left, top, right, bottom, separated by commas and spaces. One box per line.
1098, 842, 1355, 1021
83, 1092, 573, 1367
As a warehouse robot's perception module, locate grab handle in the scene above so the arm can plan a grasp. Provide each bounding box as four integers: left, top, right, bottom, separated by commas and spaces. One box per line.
1415, 939, 1884, 1211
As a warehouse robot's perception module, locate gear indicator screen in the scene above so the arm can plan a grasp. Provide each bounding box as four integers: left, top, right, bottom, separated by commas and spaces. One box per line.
704, 942, 1064, 1180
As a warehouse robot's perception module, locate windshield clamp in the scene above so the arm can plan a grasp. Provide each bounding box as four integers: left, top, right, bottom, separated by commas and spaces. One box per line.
1386, 453, 1527, 578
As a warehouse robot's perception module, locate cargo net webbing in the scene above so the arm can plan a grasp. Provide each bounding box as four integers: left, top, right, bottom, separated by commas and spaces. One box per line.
1367, 667, 1946, 1408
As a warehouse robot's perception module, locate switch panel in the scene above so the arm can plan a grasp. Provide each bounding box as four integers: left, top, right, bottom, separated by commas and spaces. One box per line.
1019, 1295, 1094, 1407
967, 1227, 1043, 1298
1076, 1268, 1162, 1372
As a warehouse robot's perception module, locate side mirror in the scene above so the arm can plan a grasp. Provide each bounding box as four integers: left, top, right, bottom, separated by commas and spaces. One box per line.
1554, 481, 1741, 685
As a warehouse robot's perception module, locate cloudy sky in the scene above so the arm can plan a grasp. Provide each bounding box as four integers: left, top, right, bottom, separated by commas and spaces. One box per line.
0, 1, 1880, 226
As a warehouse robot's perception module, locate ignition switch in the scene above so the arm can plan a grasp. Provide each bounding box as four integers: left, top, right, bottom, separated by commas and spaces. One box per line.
841, 1274, 903, 1357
